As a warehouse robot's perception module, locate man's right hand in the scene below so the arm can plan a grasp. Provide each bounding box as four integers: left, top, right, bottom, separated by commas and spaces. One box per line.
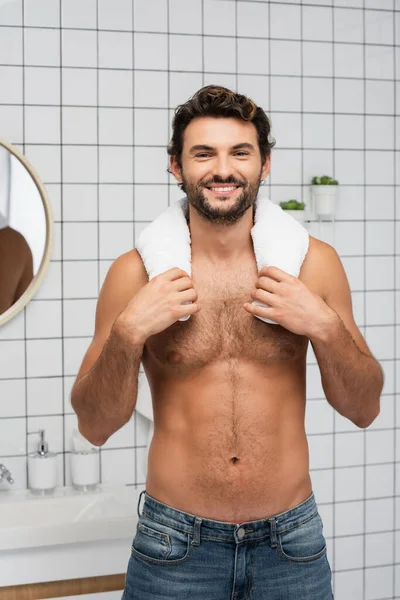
116, 267, 201, 344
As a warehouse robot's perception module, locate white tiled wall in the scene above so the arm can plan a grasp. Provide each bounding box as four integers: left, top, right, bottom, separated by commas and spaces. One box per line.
0, 1, 398, 598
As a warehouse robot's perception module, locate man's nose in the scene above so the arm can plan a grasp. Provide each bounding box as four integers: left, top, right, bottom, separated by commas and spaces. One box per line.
210, 160, 237, 182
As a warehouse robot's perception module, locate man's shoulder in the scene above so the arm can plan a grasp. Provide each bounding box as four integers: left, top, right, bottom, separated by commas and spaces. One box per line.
307, 234, 332, 255
0, 226, 28, 246
111, 248, 149, 283
0, 226, 32, 260
94, 249, 149, 338
299, 235, 337, 300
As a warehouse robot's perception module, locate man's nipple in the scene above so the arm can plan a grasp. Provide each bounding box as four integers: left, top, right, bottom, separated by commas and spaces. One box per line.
167, 351, 184, 364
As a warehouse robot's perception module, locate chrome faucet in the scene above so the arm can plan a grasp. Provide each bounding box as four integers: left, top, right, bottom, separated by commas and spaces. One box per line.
0, 464, 14, 484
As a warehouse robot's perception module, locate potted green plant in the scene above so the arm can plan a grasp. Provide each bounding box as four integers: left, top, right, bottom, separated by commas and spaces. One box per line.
279, 199, 306, 224
311, 175, 339, 218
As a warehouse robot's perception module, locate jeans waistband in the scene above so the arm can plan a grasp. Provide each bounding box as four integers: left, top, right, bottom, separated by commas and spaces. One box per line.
136, 489, 318, 542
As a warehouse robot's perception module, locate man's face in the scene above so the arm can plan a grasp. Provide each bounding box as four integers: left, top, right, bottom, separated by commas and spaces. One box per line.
173, 116, 270, 226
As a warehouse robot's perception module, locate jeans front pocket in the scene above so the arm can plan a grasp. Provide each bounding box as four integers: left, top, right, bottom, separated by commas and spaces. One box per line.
277, 510, 327, 563
131, 513, 193, 566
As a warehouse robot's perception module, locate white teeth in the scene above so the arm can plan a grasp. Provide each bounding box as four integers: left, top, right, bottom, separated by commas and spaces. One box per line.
210, 186, 237, 191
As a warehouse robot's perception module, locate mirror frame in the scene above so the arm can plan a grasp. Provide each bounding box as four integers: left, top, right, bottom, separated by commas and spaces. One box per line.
0, 138, 54, 327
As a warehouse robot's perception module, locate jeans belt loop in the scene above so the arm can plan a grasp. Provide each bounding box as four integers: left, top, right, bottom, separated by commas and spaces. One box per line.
192, 516, 202, 547
268, 517, 278, 548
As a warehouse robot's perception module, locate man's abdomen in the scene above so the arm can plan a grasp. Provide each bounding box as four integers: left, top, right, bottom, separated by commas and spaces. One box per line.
145, 383, 312, 523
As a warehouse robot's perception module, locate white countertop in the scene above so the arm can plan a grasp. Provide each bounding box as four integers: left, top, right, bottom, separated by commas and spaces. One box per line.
0, 483, 145, 587
0, 483, 142, 551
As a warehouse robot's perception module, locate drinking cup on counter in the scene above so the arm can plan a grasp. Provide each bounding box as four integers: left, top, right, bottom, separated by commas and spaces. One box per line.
70, 448, 99, 492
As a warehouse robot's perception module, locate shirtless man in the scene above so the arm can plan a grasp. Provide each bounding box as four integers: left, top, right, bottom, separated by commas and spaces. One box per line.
71, 86, 383, 599
0, 226, 33, 314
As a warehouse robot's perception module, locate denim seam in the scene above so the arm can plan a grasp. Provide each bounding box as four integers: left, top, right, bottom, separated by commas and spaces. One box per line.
131, 532, 193, 566
277, 509, 319, 535
277, 541, 327, 563
141, 508, 318, 540
141, 510, 192, 535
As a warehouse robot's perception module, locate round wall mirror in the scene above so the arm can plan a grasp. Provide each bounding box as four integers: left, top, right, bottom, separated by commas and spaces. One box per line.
0, 138, 53, 327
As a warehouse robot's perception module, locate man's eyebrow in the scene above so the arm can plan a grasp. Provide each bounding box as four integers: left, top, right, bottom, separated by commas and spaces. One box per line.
188, 143, 256, 153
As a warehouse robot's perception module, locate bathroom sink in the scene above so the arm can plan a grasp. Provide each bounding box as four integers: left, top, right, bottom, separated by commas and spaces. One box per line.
0, 483, 142, 551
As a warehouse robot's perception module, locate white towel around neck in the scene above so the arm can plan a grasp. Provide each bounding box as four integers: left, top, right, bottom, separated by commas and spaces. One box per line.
136, 193, 309, 326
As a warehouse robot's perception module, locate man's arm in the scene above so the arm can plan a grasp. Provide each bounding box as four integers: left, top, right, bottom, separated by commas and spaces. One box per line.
0, 227, 34, 313
309, 241, 384, 428
70, 249, 149, 446
14, 234, 34, 303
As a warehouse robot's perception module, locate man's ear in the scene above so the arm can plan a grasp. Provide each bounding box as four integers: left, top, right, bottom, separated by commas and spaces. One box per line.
261, 154, 271, 180
170, 156, 182, 183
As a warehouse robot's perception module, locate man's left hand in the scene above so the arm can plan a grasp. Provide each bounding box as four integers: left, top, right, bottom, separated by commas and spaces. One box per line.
243, 265, 337, 338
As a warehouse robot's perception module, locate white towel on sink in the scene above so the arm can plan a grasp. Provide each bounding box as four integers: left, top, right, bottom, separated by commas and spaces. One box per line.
134, 193, 309, 477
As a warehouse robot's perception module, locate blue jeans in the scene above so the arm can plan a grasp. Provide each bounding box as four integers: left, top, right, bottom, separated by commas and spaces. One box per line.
121, 488, 334, 599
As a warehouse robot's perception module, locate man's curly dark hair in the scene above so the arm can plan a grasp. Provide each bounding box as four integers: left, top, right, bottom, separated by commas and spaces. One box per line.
166, 85, 276, 178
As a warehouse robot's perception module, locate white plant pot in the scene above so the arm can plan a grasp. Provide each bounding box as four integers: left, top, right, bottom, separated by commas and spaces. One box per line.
311, 185, 338, 217
284, 209, 305, 224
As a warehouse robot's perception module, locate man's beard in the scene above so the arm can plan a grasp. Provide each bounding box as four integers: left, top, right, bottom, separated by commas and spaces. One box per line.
180, 171, 263, 226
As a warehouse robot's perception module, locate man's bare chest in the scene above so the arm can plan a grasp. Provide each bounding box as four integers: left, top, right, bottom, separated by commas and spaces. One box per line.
143, 257, 313, 373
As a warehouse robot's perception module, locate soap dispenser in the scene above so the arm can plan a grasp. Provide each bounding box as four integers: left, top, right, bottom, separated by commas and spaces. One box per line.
27, 429, 57, 496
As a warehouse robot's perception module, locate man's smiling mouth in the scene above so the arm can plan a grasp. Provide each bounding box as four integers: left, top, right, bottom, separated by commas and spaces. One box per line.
205, 185, 241, 196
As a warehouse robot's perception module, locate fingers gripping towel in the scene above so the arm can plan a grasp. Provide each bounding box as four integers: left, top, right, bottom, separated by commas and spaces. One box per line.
135, 194, 310, 326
